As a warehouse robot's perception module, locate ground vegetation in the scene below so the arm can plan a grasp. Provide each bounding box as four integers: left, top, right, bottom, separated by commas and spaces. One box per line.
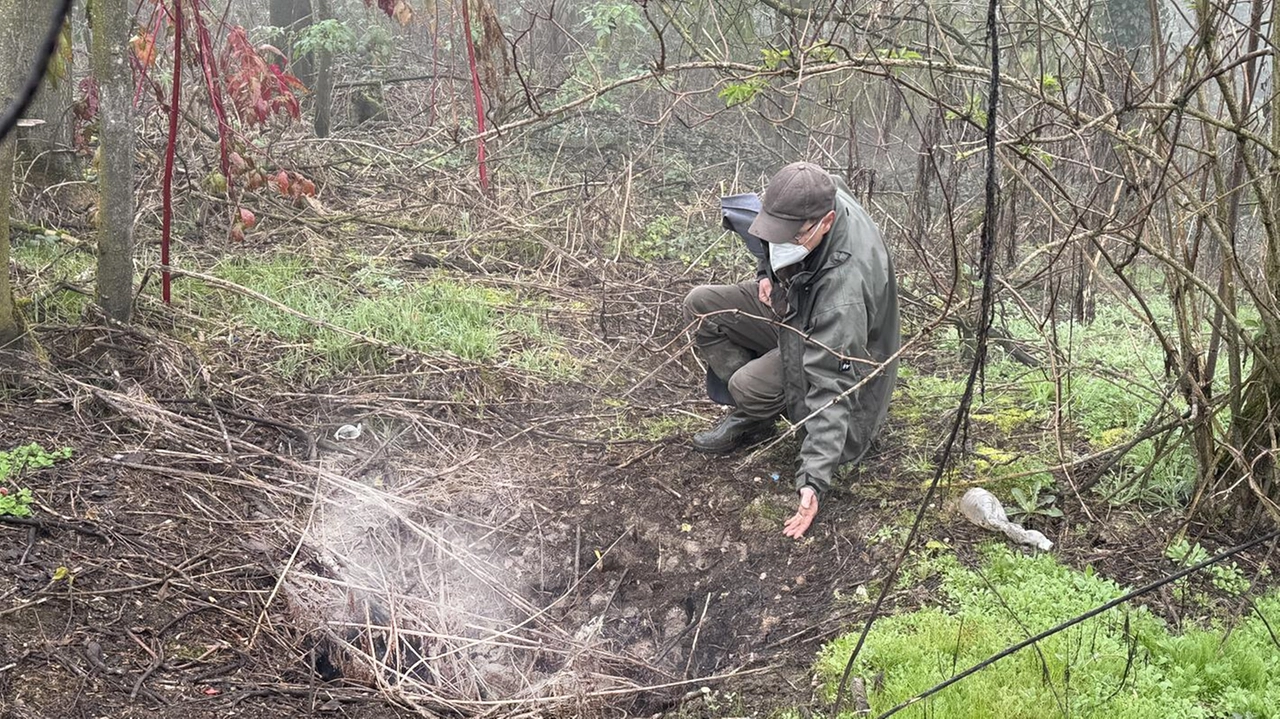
1, 0, 1278, 717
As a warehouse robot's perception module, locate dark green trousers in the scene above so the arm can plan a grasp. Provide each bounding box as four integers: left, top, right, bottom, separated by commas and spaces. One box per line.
683, 280, 786, 420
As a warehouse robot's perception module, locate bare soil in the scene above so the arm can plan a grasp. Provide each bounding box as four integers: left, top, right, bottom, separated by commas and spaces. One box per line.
0, 302, 926, 718
6, 311, 1251, 719
3, 189, 1273, 719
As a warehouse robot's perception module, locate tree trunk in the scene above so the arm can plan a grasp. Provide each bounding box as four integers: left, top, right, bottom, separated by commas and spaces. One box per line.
1217, 0, 1280, 525
0, 142, 22, 350
1072, 244, 1096, 323
271, 0, 314, 89
90, 0, 135, 322
312, 0, 333, 137
1228, 354, 1279, 524
0, 0, 26, 348
15, 6, 74, 185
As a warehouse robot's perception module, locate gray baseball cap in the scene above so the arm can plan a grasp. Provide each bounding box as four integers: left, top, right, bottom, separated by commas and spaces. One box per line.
748, 162, 836, 244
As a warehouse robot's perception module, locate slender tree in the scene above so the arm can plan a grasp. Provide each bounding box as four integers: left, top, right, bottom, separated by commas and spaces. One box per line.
0, 0, 25, 348
0, 142, 21, 350
90, 0, 135, 322
271, 0, 315, 87
313, 0, 334, 137
1221, 0, 1280, 523
15, 0, 74, 185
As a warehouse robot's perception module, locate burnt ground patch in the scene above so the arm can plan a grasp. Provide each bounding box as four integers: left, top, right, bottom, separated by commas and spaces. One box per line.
0, 317, 926, 718
1, 288, 1252, 719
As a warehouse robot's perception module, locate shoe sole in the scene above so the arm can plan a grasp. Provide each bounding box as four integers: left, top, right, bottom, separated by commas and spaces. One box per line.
692, 442, 738, 455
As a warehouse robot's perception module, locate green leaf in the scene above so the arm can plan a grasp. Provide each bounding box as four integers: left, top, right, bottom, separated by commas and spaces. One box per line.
761, 47, 792, 70
804, 41, 838, 63
1010, 487, 1031, 508
718, 79, 766, 107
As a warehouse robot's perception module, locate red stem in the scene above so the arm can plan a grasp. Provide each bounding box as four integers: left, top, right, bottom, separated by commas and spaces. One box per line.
187, 0, 231, 180
460, 0, 488, 190
161, 0, 182, 303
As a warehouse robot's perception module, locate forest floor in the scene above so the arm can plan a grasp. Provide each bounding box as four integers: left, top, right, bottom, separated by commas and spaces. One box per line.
2, 139, 1272, 718
0, 299, 1205, 719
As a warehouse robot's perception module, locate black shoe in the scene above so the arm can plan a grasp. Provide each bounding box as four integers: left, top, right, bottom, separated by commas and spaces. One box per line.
692, 412, 774, 454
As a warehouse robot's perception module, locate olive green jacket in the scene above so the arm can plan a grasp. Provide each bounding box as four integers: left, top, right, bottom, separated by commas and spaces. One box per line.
767, 180, 900, 495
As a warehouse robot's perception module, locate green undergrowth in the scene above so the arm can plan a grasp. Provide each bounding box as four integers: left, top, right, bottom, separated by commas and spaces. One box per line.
891, 364, 1051, 496
623, 213, 744, 268
816, 545, 1280, 719
11, 234, 95, 324
1005, 299, 1199, 506
1, 443, 74, 517
189, 255, 578, 382
894, 292, 1216, 508
606, 409, 703, 442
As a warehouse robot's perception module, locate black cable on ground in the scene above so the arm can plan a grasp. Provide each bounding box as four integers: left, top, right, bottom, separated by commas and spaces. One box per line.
830, 0, 1004, 714
0, 0, 74, 146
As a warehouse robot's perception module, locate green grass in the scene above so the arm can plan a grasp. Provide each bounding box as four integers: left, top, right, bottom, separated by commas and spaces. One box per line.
192, 255, 578, 381
816, 545, 1280, 719
1001, 298, 1199, 506
890, 366, 1052, 495
9, 229, 583, 383
607, 409, 703, 441
11, 234, 95, 323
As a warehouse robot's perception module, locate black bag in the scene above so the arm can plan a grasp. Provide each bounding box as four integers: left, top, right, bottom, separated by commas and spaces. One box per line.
720, 192, 766, 261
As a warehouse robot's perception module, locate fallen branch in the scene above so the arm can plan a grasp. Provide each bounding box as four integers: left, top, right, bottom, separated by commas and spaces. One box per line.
334, 72, 470, 89
7, 219, 91, 248
0, 514, 110, 541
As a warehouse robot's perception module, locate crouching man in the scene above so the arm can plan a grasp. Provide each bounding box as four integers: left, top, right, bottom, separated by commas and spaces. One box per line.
683, 162, 900, 538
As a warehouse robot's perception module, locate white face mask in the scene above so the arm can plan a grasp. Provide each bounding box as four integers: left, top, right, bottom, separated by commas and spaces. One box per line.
769, 241, 811, 272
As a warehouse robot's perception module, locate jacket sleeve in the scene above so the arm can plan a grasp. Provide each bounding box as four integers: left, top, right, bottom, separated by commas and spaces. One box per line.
795, 299, 872, 495
755, 254, 770, 280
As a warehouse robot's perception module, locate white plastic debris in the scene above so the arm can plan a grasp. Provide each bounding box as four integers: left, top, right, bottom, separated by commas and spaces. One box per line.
333, 423, 363, 441
959, 488, 1053, 551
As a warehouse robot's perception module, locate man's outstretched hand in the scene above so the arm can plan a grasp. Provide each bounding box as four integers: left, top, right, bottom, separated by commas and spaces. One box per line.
783, 486, 819, 538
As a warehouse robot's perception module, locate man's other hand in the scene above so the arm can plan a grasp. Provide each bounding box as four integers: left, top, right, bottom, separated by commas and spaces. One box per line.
757, 278, 773, 307
783, 486, 818, 538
